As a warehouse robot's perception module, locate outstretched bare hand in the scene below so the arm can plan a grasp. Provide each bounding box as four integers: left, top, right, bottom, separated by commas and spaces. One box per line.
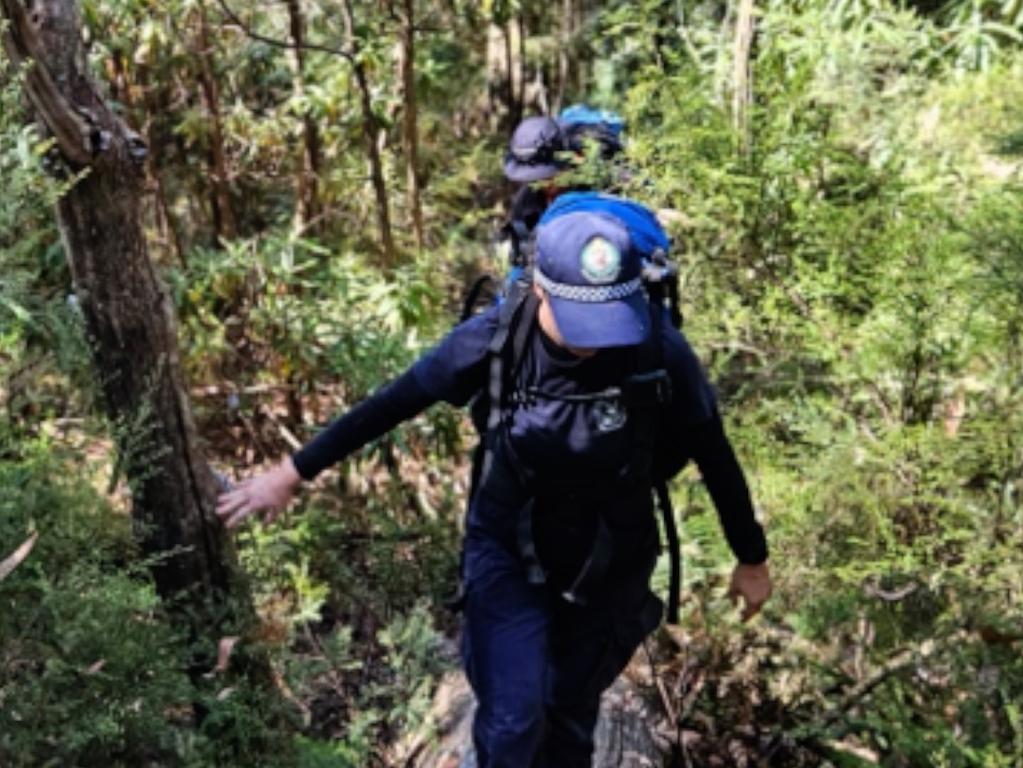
215, 459, 301, 530
727, 561, 772, 621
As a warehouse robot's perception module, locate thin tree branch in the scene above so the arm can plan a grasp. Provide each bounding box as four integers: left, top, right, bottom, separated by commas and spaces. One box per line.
213, 0, 353, 61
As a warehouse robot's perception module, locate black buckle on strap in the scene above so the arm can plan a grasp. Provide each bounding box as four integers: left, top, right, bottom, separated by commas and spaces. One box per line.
623, 369, 672, 408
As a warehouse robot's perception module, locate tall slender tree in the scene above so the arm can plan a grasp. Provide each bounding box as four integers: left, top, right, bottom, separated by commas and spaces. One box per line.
195, 0, 238, 242
556, 0, 573, 111
209, 0, 398, 262
397, 0, 424, 249
285, 0, 324, 237
732, 0, 755, 160
340, 0, 397, 264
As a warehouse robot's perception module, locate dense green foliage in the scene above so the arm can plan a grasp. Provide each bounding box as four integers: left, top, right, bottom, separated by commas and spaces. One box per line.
616, 4, 1023, 763
3, 1, 1023, 765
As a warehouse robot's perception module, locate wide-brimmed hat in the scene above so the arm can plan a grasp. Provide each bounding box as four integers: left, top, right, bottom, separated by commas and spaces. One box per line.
503, 116, 570, 183
534, 211, 650, 349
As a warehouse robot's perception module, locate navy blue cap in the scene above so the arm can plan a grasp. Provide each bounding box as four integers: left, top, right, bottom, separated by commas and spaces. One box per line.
503, 116, 569, 183
534, 212, 650, 349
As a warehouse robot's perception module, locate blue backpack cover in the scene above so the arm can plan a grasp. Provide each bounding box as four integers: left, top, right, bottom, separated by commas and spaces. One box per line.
557, 105, 625, 159
558, 104, 625, 137
465, 193, 673, 321
539, 191, 671, 259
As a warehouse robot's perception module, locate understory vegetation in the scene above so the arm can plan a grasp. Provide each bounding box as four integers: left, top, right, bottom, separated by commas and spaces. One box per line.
3, 1, 1023, 765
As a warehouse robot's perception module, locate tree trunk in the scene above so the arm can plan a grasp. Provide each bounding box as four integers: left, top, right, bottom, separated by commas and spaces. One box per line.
341, 0, 397, 266
485, 22, 503, 123
195, 0, 238, 242
732, 0, 755, 161
556, 0, 573, 112
399, 0, 424, 249
503, 20, 519, 127
573, 0, 584, 94
1, 0, 245, 622
516, 12, 526, 115
285, 0, 323, 238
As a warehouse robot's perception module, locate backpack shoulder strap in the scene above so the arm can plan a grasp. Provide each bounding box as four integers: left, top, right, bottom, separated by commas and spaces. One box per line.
451, 280, 538, 610
480, 278, 546, 585
480, 277, 538, 476
630, 298, 683, 625
460, 274, 497, 322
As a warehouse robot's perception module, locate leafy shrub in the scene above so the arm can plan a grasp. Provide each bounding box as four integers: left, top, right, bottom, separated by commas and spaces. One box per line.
0, 440, 193, 766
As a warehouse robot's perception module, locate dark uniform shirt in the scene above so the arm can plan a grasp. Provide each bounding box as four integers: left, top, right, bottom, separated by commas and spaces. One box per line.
410, 305, 748, 589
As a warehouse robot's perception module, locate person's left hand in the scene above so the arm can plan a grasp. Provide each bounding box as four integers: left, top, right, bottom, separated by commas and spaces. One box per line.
727, 561, 772, 621
215, 458, 301, 530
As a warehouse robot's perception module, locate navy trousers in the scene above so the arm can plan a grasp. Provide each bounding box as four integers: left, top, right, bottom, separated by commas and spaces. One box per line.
461, 535, 662, 768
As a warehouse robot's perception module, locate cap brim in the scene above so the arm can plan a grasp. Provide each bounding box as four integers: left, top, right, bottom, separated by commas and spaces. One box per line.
504, 157, 563, 183
547, 291, 650, 349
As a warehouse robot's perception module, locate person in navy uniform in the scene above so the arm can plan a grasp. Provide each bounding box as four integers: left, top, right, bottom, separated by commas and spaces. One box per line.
502, 115, 573, 236
217, 212, 772, 767
499, 113, 625, 256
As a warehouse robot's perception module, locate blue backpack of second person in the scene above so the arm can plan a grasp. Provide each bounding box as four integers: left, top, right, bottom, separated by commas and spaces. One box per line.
559, 105, 625, 158
540, 191, 668, 257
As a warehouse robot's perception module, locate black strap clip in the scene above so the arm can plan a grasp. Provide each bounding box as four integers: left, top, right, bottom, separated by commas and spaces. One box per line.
623, 369, 672, 409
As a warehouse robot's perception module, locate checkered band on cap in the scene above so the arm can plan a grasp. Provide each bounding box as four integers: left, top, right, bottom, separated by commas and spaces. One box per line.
534, 267, 643, 303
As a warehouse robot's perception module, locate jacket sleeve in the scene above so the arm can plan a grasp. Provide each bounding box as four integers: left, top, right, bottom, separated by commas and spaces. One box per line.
291, 306, 497, 480
687, 413, 768, 565
660, 326, 768, 564
291, 370, 437, 480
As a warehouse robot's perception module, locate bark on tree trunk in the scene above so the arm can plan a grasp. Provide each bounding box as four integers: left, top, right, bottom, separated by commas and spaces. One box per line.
485, 23, 502, 123
1, 0, 245, 618
573, 0, 584, 94
399, 0, 424, 249
341, 0, 397, 266
285, 0, 323, 237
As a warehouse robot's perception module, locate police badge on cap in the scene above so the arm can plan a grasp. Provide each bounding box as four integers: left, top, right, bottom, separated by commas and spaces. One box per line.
579, 237, 622, 284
